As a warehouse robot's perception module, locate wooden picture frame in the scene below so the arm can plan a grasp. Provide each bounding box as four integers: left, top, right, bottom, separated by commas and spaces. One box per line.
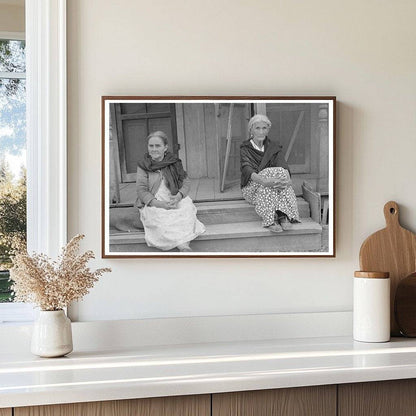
102, 96, 336, 258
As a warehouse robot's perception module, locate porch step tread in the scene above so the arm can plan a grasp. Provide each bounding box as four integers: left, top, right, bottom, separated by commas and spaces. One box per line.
195, 197, 310, 224
198, 219, 321, 241
109, 197, 311, 232
195, 197, 309, 206
196, 197, 309, 212
110, 218, 321, 245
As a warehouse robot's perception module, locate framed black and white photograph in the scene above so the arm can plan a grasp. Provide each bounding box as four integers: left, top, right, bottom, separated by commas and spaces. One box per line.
102, 96, 336, 258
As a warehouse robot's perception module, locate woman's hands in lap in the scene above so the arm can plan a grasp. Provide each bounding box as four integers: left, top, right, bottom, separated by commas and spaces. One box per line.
251, 172, 291, 190
260, 177, 292, 190
150, 200, 174, 210
149, 193, 183, 210
168, 193, 183, 209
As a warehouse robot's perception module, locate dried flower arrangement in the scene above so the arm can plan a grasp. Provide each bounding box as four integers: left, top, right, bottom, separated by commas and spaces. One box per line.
10, 234, 111, 311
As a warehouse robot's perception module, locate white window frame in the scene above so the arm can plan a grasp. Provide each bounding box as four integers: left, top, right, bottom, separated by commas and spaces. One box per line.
0, 0, 67, 323
0, 32, 24, 40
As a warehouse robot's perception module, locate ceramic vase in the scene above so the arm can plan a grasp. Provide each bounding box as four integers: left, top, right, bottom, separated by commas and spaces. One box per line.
31, 310, 73, 357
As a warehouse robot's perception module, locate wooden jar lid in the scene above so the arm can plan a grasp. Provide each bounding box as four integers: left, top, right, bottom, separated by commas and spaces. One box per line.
354, 271, 390, 279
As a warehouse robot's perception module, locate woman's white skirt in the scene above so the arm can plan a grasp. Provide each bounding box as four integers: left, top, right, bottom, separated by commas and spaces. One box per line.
140, 181, 205, 251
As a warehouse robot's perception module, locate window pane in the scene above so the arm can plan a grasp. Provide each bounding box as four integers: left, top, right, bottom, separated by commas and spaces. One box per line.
0, 40, 26, 73
147, 103, 170, 113
0, 78, 26, 153
0, 59, 26, 302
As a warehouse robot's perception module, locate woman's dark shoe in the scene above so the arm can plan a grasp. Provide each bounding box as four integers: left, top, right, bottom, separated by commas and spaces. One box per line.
268, 223, 283, 233
280, 217, 293, 231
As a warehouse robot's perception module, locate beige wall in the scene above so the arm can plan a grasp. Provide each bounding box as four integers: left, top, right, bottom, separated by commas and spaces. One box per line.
0, 4, 24, 33
67, 0, 416, 321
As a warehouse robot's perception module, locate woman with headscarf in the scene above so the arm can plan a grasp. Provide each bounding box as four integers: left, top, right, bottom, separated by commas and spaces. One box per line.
240, 114, 300, 233
135, 131, 205, 251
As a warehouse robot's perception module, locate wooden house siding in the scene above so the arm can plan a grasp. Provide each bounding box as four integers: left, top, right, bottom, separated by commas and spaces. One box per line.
110, 102, 329, 202
177, 103, 250, 181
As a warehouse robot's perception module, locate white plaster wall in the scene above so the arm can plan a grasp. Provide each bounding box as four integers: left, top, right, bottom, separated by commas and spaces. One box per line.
0, 4, 24, 33
67, 0, 416, 322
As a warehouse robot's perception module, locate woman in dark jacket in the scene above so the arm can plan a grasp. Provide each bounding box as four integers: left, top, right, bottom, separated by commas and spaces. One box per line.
240, 114, 300, 233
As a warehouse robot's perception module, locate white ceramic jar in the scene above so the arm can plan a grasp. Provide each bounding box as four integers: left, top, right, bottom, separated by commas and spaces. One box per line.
353, 271, 390, 343
31, 310, 73, 357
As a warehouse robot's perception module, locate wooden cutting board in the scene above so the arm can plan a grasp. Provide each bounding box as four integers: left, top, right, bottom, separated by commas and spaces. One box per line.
359, 201, 416, 336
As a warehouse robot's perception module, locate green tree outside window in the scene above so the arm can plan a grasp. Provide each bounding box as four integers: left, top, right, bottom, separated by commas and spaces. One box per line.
0, 38, 27, 302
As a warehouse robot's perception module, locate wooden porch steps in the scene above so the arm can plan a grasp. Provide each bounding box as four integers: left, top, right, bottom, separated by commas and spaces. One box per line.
195, 197, 310, 225
109, 194, 323, 253
109, 218, 322, 253
109, 197, 311, 232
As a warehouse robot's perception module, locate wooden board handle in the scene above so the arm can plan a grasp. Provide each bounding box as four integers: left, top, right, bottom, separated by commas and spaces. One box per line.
384, 201, 400, 228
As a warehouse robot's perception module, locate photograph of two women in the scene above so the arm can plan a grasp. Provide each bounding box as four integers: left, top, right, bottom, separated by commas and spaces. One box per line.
102, 97, 335, 257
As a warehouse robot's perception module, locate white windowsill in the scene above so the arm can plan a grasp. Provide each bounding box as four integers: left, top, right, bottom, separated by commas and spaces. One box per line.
0, 303, 35, 324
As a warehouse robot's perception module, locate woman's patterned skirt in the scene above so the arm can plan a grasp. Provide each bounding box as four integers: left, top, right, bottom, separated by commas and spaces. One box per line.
242, 167, 300, 227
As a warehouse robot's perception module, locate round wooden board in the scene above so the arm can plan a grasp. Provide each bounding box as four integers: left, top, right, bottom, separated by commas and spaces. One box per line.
359, 201, 416, 336
395, 273, 416, 337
